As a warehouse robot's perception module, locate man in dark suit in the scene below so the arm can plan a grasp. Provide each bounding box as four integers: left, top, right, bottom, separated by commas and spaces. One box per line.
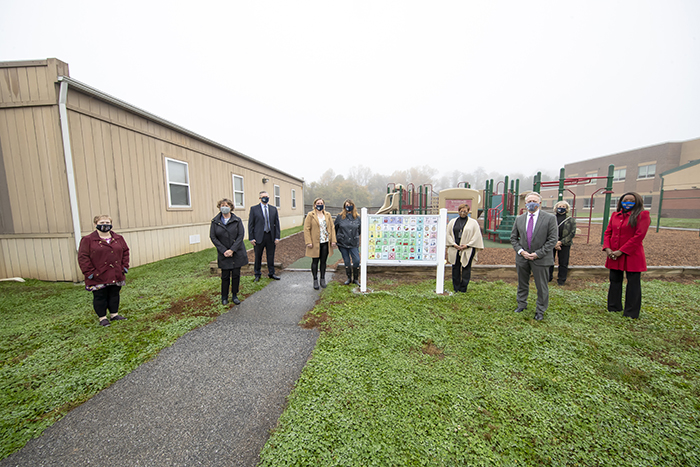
248, 191, 281, 281
510, 192, 558, 320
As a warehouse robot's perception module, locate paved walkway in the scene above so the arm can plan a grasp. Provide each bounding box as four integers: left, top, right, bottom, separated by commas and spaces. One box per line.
1, 271, 326, 467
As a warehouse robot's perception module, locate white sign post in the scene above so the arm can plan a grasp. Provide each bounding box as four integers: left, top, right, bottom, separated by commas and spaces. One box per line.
360, 208, 447, 294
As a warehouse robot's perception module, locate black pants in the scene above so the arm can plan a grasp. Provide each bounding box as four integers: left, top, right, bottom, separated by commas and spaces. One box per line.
311, 242, 329, 279
549, 245, 571, 285
92, 285, 121, 318
254, 231, 276, 277
608, 269, 642, 318
452, 248, 476, 293
221, 268, 241, 299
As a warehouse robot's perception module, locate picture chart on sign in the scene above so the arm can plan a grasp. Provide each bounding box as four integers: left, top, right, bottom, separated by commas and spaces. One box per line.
360, 208, 447, 294
367, 215, 440, 263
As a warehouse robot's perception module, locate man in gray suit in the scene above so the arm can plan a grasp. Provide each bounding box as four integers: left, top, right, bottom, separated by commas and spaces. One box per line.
510, 192, 558, 320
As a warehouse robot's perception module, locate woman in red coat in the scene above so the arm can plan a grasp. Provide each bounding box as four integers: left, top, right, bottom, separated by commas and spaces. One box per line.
78, 215, 130, 326
603, 192, 650, 319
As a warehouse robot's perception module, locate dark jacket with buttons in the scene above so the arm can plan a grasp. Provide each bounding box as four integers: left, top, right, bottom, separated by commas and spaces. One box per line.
78, 230, 130, 286
210, 213, 249, 270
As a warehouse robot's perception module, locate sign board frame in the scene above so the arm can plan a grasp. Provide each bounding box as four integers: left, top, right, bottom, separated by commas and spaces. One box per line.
360, 208, 447, 293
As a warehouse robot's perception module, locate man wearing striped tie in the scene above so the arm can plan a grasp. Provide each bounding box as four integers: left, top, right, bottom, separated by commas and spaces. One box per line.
248, 191, 281, 282
510, 192, 558, 321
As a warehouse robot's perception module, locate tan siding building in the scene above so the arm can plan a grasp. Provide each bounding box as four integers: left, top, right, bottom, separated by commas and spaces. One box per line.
0, 58, 304, 281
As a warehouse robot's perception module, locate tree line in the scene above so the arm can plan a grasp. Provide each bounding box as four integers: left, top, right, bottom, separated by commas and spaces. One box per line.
304, 165, 557, 208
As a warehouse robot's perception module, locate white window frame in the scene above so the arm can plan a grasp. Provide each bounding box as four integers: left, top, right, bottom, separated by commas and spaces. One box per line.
613, 168, 626, 182
165, 157, 191, 208
610, 197, 619, 209
232, 174, 245, 209
585, 171, 597, 185
583, 198, 595, 209
643, 195, 653, 209
637, 164, 656, 180
274, 184, 281, 208
291, 189, 297, 209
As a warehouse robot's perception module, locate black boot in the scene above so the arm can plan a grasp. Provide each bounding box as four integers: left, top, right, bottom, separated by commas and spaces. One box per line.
320, 275, 327, 288
313, 275, 319, 290
352, 267, 360, 285
344, 266, 352, 285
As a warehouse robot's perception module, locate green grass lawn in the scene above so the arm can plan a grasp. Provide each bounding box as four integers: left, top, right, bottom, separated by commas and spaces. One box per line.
259, 278, 700, 466
2, 232, 699, 464
0, 227, 301, 459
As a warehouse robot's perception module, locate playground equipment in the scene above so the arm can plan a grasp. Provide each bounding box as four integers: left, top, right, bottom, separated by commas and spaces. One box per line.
438, 187, 483, 220
483, 176, 521, 243
533, 166, 615, 244
375, 183, 438, 215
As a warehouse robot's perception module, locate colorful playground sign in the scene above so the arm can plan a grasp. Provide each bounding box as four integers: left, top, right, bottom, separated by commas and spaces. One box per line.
360, 208, 447, 294
366, 215, 440, 263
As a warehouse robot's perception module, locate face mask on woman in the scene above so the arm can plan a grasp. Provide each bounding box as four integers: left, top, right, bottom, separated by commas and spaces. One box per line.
220, 206, 231, 214
621, 201, 635, 211
96, 224, 112, 232
556, 207, 566, 214
316, 204, 324, 211
345, 205, 353, 212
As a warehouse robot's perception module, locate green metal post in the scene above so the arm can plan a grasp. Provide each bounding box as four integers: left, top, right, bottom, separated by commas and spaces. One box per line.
419, 185, 424, 214
514, 179, 520, 214
558, 168, 565, 201
398, 186, 403, 214
601, 164, 614, 244
656, 177, 664, 233
534, 172, 541, 193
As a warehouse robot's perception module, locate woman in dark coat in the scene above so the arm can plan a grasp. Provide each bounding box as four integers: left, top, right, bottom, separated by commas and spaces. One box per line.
603, 192, 651, 319
334, 199, 361, 285
210, 198, 248, 305
549, 200, 576, 286
78, 214, 130, 327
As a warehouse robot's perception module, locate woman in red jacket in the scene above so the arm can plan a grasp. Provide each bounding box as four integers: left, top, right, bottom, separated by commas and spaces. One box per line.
78, 215, 130, 326
603, 192, 650, 319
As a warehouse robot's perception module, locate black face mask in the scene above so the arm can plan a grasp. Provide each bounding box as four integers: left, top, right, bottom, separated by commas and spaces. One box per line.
345, 205, 353, 212
316, 205, 324, 211
96, 224, 112, 232
261, 197, 269, 204
556, 208, 566, 214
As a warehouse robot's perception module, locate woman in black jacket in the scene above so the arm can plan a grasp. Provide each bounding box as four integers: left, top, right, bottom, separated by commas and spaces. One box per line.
210, 198, 249, 305
334, 199, 361, 285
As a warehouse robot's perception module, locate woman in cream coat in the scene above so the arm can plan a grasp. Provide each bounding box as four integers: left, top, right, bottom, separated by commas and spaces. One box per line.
446, 204, 484, 293
304, 197, 337, 289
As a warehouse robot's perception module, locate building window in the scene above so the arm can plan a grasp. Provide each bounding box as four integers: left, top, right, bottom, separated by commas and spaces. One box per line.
291, 189, 297, 209
232, 174, 245, 209
610, 197, 619, 209
583, 198, 595, 209
586, 171, 597, 185
613, 168, 626, 182
638, 164, 656, 180
274, 185, 281, 208
643, 195, 652, 209
165, 157, 190, 208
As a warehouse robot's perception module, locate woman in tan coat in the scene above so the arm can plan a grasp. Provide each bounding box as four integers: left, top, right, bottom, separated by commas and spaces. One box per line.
304, 197, 337, 289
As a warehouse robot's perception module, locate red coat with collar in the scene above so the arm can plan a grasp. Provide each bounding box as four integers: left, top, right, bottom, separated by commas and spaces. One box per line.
603, 209, 650, 272
78, 230, 130, 286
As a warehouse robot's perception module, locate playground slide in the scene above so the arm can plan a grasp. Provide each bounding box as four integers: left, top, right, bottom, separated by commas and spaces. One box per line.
376, 192, 400, 215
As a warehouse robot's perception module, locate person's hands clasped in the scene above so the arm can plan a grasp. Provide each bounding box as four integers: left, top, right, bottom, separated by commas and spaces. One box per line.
224, 249, 233, 257
521, 251, 538, 261
604, 248, 622, 260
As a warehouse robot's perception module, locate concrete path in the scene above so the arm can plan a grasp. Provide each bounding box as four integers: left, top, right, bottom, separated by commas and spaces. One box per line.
1, 271, 326, 467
